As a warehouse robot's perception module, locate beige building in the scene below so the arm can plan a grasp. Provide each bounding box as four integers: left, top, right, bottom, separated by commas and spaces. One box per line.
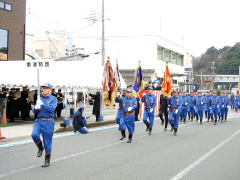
26, 31, 68, 60
0, 0, 26, 60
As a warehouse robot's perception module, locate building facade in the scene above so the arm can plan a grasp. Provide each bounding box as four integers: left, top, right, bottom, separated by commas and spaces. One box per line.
26, 31, 68, 60
195, 74, 239, 90
110, 36, 193, 89
0, 0, 26, 60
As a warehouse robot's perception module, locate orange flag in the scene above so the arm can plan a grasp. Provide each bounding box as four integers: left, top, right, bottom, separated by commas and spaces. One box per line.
161, 62, 172, 97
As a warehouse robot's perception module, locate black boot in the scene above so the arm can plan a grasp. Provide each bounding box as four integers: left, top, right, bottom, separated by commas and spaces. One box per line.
120, 130, 126, 140
42, 154, 51, 168
148, 127, 152, 135
214, 119, 217, 125
196, 115, 199, 122
205, 111, 208, 119
127, 134, 133, 143
145, 123, 150, 132
36, 142, 44, 158
207, 117, 210, 122
200, 119, 202, 125
174, 128, 177, 136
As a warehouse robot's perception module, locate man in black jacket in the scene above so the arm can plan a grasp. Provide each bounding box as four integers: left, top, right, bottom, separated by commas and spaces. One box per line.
159, 94, 169, 131
89, 92, 100, 122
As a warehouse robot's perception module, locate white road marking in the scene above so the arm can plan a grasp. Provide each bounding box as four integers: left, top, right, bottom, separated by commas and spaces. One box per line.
169, 127, 240, 180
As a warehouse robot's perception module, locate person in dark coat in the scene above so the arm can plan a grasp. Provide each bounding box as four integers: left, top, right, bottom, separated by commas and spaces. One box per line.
72, 106, 89, 134
159, 94, 169, 131
56, 89, 64, 118
89, 92, 100, 122
20, 86, 31, 120
7, 88, 18, 122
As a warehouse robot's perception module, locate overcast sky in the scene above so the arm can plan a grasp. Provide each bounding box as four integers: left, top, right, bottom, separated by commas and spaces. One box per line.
26, 0, 240, 57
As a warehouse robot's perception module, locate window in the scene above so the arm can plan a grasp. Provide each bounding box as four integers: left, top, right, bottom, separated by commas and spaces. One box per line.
0, 2, 4, 9
0, 29, 8, 60
5, 3, 11, 11
0, 1, 12, 11
35, 49, 44, 57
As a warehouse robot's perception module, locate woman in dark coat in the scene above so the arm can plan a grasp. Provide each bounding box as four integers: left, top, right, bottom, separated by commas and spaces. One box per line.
89, 92, 101, 122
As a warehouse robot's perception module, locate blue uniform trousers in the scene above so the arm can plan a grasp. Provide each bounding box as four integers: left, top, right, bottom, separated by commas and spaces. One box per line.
31, 119, 54, 154
116, 109, 123, 125
196, 108, 203, 120
224, 106, 228, 118
210, 107, 218, 120
188, 105, 195, 118
219, 106, 225, 119
143, 109, 154, 128
181, 106, 188, 121
119, 114, 135, 134
169, 110, 180, 129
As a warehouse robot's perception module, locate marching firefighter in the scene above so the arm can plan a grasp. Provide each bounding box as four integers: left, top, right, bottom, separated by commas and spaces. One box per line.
180, 91, 188, 124
194, 92, 204, 124
31, 83, 57, 167
209, 91, 219, 125
168, 89, 181, 136
116, 89, 137, 143
141, 87, 157, 135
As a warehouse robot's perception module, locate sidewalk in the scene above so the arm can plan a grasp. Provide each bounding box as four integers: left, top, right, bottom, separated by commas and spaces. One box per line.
0, 107, 117, 145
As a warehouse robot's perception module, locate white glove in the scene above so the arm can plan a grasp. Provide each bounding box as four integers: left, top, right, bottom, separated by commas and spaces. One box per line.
35, 104, 41, 109
175, 109, 178, 114
127, 107, 133, 111
185, 103, 187, 106
217, 105, 219, 108
36, 99, 43, 105
150, 108, 153, 113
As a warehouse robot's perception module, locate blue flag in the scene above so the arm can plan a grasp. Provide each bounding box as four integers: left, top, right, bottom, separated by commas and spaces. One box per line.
133, 65, 144, 93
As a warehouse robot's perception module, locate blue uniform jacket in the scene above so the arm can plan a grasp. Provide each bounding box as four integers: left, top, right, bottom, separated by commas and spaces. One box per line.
122, 97, 137, 113
141, 94, 157, 109
180, 96, 188, 107
195, 96, 204, 109
168, 96, 181, 110
187, 96, 195, 106
33, 95, 57, 118
210, 96, 219, 107
218, 96, 225, 107
73, 111, 87, 130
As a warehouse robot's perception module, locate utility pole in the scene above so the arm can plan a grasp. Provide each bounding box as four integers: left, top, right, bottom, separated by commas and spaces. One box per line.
210, 61, 216, 89
200, 71, 203, 90
101, 0, 105, 66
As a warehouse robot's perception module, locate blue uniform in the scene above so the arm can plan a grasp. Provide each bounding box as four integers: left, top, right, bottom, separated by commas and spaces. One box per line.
141, 94, 157, 128
73, 111, 89, 134
218, 96, 225, 121
224, 95, 230, 120
210, 95, 219, 124
234, 96, 240, 111
32, 95, 57, 154
187, 95, 196, 121
117, 96, 137, 134
168, 96, 181, 130
195, 96, 204, 123
203, 95, 211, 120
180, 95, 188, 122
230, 95, 235, 110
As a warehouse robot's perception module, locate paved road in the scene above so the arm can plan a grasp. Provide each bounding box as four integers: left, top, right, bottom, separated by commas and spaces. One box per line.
0, 111, 240, 180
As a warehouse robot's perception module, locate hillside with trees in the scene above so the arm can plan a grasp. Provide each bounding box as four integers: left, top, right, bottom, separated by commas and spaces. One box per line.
193, 42, 240, 75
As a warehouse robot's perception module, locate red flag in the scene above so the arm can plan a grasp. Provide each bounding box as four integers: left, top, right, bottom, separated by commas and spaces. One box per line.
161, 62, 172, 97
102, 58, 117, 107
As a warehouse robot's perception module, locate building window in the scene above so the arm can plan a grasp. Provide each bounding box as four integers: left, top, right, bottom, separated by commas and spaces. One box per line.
35, 49, 44, 57
157, 46, 163, 60
5, 3, 12, 11
0, 1, 12, 11
0, 29, 8, 60
0, 1, 4, 9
